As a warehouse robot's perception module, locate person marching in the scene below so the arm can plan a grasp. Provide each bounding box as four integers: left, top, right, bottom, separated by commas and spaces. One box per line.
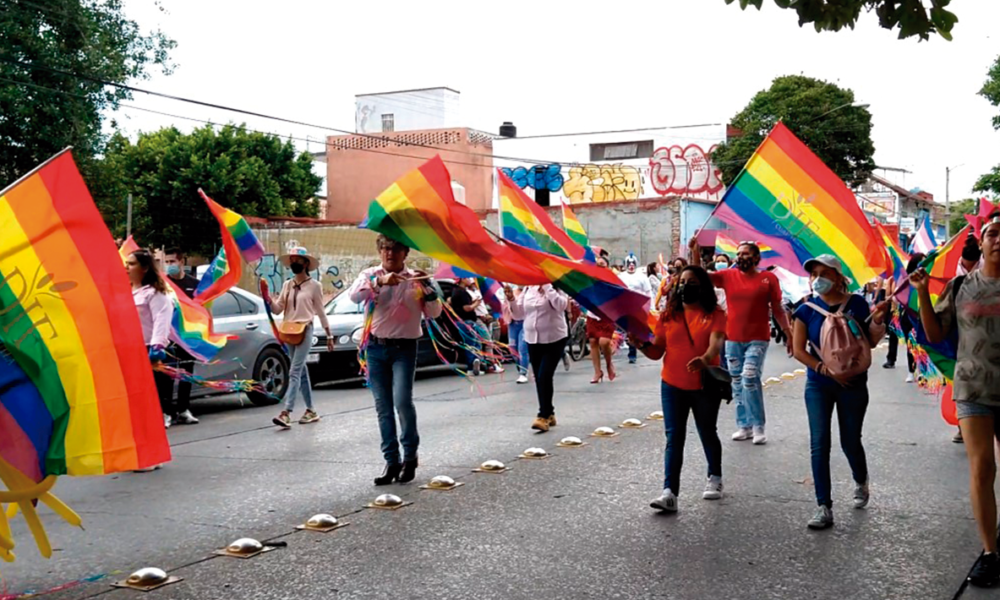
348, 235, 443, 486
503, 285, 531, 384
162, 248, 201, 425
619, 253, 652, 363
791, 255, 887, 530
587, 252, 618, 384
912, 213, 1000, 587
691, 238, 791, 445
450, 277, 484, 376
633, 265, 727, 513
515, 284, 570, 432
128, 249, 175, 431
265, 247, 333, 429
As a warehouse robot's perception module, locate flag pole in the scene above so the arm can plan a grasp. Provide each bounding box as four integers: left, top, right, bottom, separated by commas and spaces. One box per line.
0, 147, 73, 197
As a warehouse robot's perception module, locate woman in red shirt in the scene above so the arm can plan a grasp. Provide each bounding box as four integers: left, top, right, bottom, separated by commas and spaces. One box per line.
633, 266, 727, 513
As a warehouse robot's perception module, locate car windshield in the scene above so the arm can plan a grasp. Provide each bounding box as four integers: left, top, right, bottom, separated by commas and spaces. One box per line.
326, 292, 362, 315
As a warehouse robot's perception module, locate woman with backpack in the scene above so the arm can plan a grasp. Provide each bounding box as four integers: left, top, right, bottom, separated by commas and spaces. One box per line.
791, 255, 888, 530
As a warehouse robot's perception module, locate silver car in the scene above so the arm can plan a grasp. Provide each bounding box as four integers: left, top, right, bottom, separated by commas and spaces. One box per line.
189, 287, 290, 405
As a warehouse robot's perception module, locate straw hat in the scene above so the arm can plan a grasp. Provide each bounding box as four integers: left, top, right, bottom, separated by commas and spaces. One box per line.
279, 246, 318, 271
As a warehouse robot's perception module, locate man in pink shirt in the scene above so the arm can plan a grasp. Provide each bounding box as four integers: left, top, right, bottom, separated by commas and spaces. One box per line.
514, 284, 570, 432
348, 235, 443, 485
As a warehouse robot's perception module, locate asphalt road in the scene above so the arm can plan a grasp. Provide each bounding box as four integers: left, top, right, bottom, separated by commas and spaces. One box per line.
1, 343, 994, 599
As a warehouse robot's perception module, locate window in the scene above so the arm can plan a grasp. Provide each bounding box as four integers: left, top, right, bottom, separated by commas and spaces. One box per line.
381, 114, 395, 132
211, 292, 243, 318
589, 140, 653, 162
233, 292, 258, 315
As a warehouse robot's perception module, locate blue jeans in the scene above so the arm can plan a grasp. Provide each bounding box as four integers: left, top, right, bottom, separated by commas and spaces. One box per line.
726, 340, 769, 429
366, 341, 419, 465
461, 320, 481, 369
661, 381, 722, 494
804, 380, 869, 507
628, 344, 638, 362
283, 324, 314, 412
507, 320, 529, 375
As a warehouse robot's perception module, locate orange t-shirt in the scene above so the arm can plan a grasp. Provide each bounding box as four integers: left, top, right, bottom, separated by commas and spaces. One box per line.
655, 307, 727, 391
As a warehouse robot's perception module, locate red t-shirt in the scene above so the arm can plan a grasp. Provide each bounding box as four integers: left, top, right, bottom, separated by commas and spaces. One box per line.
656, 307, 727, 391
709, 269, 788, 342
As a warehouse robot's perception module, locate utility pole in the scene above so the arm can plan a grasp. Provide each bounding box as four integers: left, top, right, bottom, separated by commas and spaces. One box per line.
126, 193, 133, 238
945, 164, 963, 238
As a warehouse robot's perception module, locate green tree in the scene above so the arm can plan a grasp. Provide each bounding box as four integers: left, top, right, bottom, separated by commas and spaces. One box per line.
948, 198, 977, 236
724, 0, 957, 41
93, 124, 322, 256
975, 55, 1000, 197
712, 75, 876, 188
0, 0, 175, 186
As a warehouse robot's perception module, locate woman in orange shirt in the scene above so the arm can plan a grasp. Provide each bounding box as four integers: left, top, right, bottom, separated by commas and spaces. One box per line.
633, 266, 727, 513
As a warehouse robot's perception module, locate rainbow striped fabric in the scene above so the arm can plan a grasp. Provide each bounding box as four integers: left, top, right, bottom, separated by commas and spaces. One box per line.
499, 169, 586, 260
361, 157, 653, 340
194, 190, 265, 304
712, 123, 888, 287
560, 202, 597, 262
714, 232, 779, 261
0, 151, 170, 483
909, 215, 937, 255
118, 235, 139, 262
874, 221, 909, 282
434, 263, 503, 316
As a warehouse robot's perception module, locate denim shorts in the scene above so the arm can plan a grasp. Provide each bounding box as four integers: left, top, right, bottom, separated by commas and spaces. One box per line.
955, 400, 1000, 421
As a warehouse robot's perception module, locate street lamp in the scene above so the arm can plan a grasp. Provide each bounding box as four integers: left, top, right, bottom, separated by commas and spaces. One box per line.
806, 102, 871, 123
945, 164, 964, 237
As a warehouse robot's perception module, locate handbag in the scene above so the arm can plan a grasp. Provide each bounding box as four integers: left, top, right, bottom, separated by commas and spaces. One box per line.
277, 321, 308, 346
679, 312, 733, 403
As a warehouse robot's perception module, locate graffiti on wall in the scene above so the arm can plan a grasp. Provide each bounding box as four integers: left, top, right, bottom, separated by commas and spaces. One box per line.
649, 144, 723, 198
501, 164, 565, 192
563, 164, 642, 203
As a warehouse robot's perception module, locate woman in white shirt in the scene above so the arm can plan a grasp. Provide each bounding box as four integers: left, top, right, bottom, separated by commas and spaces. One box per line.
127, 249, 175, 429
515, 285, 569, 433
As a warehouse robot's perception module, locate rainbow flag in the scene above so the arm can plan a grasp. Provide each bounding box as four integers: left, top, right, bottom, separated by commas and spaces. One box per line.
167, 278, 232, 362
362, 157, 654, 340
0, 151, 170, 482
560, 202, 597, 262
874, 221, 909, 282
194, 190, 265, 304
504, 240, 652, 340
714, 232, 779, 261
361, 156, 547, 285
118, 235, 139, 263
710, 122, 888, 288
498, 169, 587, 260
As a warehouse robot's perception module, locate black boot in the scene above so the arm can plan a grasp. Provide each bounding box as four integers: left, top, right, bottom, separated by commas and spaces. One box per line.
374, 462, 402, 486
398, 458, 419, 483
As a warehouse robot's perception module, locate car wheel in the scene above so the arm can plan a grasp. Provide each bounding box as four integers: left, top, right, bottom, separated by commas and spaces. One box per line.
247, 347, 289, 406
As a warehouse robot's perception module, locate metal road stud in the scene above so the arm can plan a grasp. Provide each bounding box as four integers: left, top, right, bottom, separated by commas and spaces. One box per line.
227, 538, 263, 555
765, 377, 783, 385
557, 436, 584, 447
620, 418, 645, 428
428, 475, 456, 488
591, 426, 618, 437
521, 447, 549, 458
794, 368, 806, 375
373, 494, 403, 507
781, 372, 796, 380
127, 567, 168, 587
479, 460, 506, 471
307, 514, 338, 528
648, 411, 664, 420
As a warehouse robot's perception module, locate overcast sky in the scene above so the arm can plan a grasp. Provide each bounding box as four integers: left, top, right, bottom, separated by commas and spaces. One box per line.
117, 0, 1000, 204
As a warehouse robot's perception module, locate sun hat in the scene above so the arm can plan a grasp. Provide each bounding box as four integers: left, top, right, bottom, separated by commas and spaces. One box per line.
279, 246, 318, 271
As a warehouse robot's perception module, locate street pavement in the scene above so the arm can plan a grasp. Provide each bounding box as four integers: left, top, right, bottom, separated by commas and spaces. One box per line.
1, 343, 995, 599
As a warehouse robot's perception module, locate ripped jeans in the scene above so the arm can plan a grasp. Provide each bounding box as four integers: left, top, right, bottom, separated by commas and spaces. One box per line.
726, 340, 769, 429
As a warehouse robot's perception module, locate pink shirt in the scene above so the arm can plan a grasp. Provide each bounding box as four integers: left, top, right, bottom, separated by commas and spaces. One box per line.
271, 277, 331, 332
348, 266, 443, 339
516, 285, 569, 344
502, 293, 525, 324
133, 285, 173, 348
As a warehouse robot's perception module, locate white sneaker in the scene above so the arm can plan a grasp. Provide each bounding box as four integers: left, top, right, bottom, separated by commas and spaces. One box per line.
703, 476, 723, 500
752, 426, 767, 445
905, 373, 914, 383
650, 490, 678, 512
174, 410, 199, 425
472, 359, 481, 376
853, 479, 870, 509
163, 413, 172, 429
732, 427, 753, 441
493, 364, 505, 374
516, 374, 529, 384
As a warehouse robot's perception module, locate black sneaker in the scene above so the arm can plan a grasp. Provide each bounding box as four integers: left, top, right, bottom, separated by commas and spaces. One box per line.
969, 552, 1000, 588
882, 361, 895, 369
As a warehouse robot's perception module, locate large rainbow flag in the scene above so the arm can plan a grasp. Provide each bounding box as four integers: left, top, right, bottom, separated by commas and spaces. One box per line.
714, 232, 779, 262
710, 122, 888, 287
194, 190, 266, 305
0, 151, 170, 559
434, 263, 503, 317
361, 157, 653, 340
498, 169, 587, 260
560, 202, 597, 262
874, 221, 909, 282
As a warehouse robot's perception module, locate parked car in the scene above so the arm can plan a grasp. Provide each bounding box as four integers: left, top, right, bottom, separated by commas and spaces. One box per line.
190, 287, 290, 405
306, 280, 462, 385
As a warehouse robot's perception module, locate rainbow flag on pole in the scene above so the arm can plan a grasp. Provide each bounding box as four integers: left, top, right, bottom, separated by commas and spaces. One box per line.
560, 202, 597, 262
874, 221, 909, 282
710, 122, 888, 287
714, 232, 779, 262
498, 169, 587, 260
194, 190, 265, 304
909, 215, 937, 255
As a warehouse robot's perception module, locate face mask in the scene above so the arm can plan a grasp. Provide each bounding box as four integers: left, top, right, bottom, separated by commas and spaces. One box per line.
715, 262, 728, 271
680, 284, 700, 305
290, 263, 306, 275
736, 257, 754, 272
667, 268, 677, 275
165, 265, 181, 277
812, 276, 834, 296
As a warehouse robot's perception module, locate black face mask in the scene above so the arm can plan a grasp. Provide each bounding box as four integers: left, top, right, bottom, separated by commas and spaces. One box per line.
736, 257, 755, 272
680, 284, 700, 305
667, 268, 677, 275
290, 263, 306, 275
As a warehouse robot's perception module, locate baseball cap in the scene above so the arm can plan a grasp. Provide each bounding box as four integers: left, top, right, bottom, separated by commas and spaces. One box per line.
803, 254, 845, 276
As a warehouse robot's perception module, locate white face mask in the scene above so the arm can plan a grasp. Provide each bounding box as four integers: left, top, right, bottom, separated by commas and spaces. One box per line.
715, 262, 729, 270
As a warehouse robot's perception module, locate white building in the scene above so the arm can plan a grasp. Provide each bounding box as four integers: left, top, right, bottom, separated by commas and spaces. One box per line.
355, 87, 461, 134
